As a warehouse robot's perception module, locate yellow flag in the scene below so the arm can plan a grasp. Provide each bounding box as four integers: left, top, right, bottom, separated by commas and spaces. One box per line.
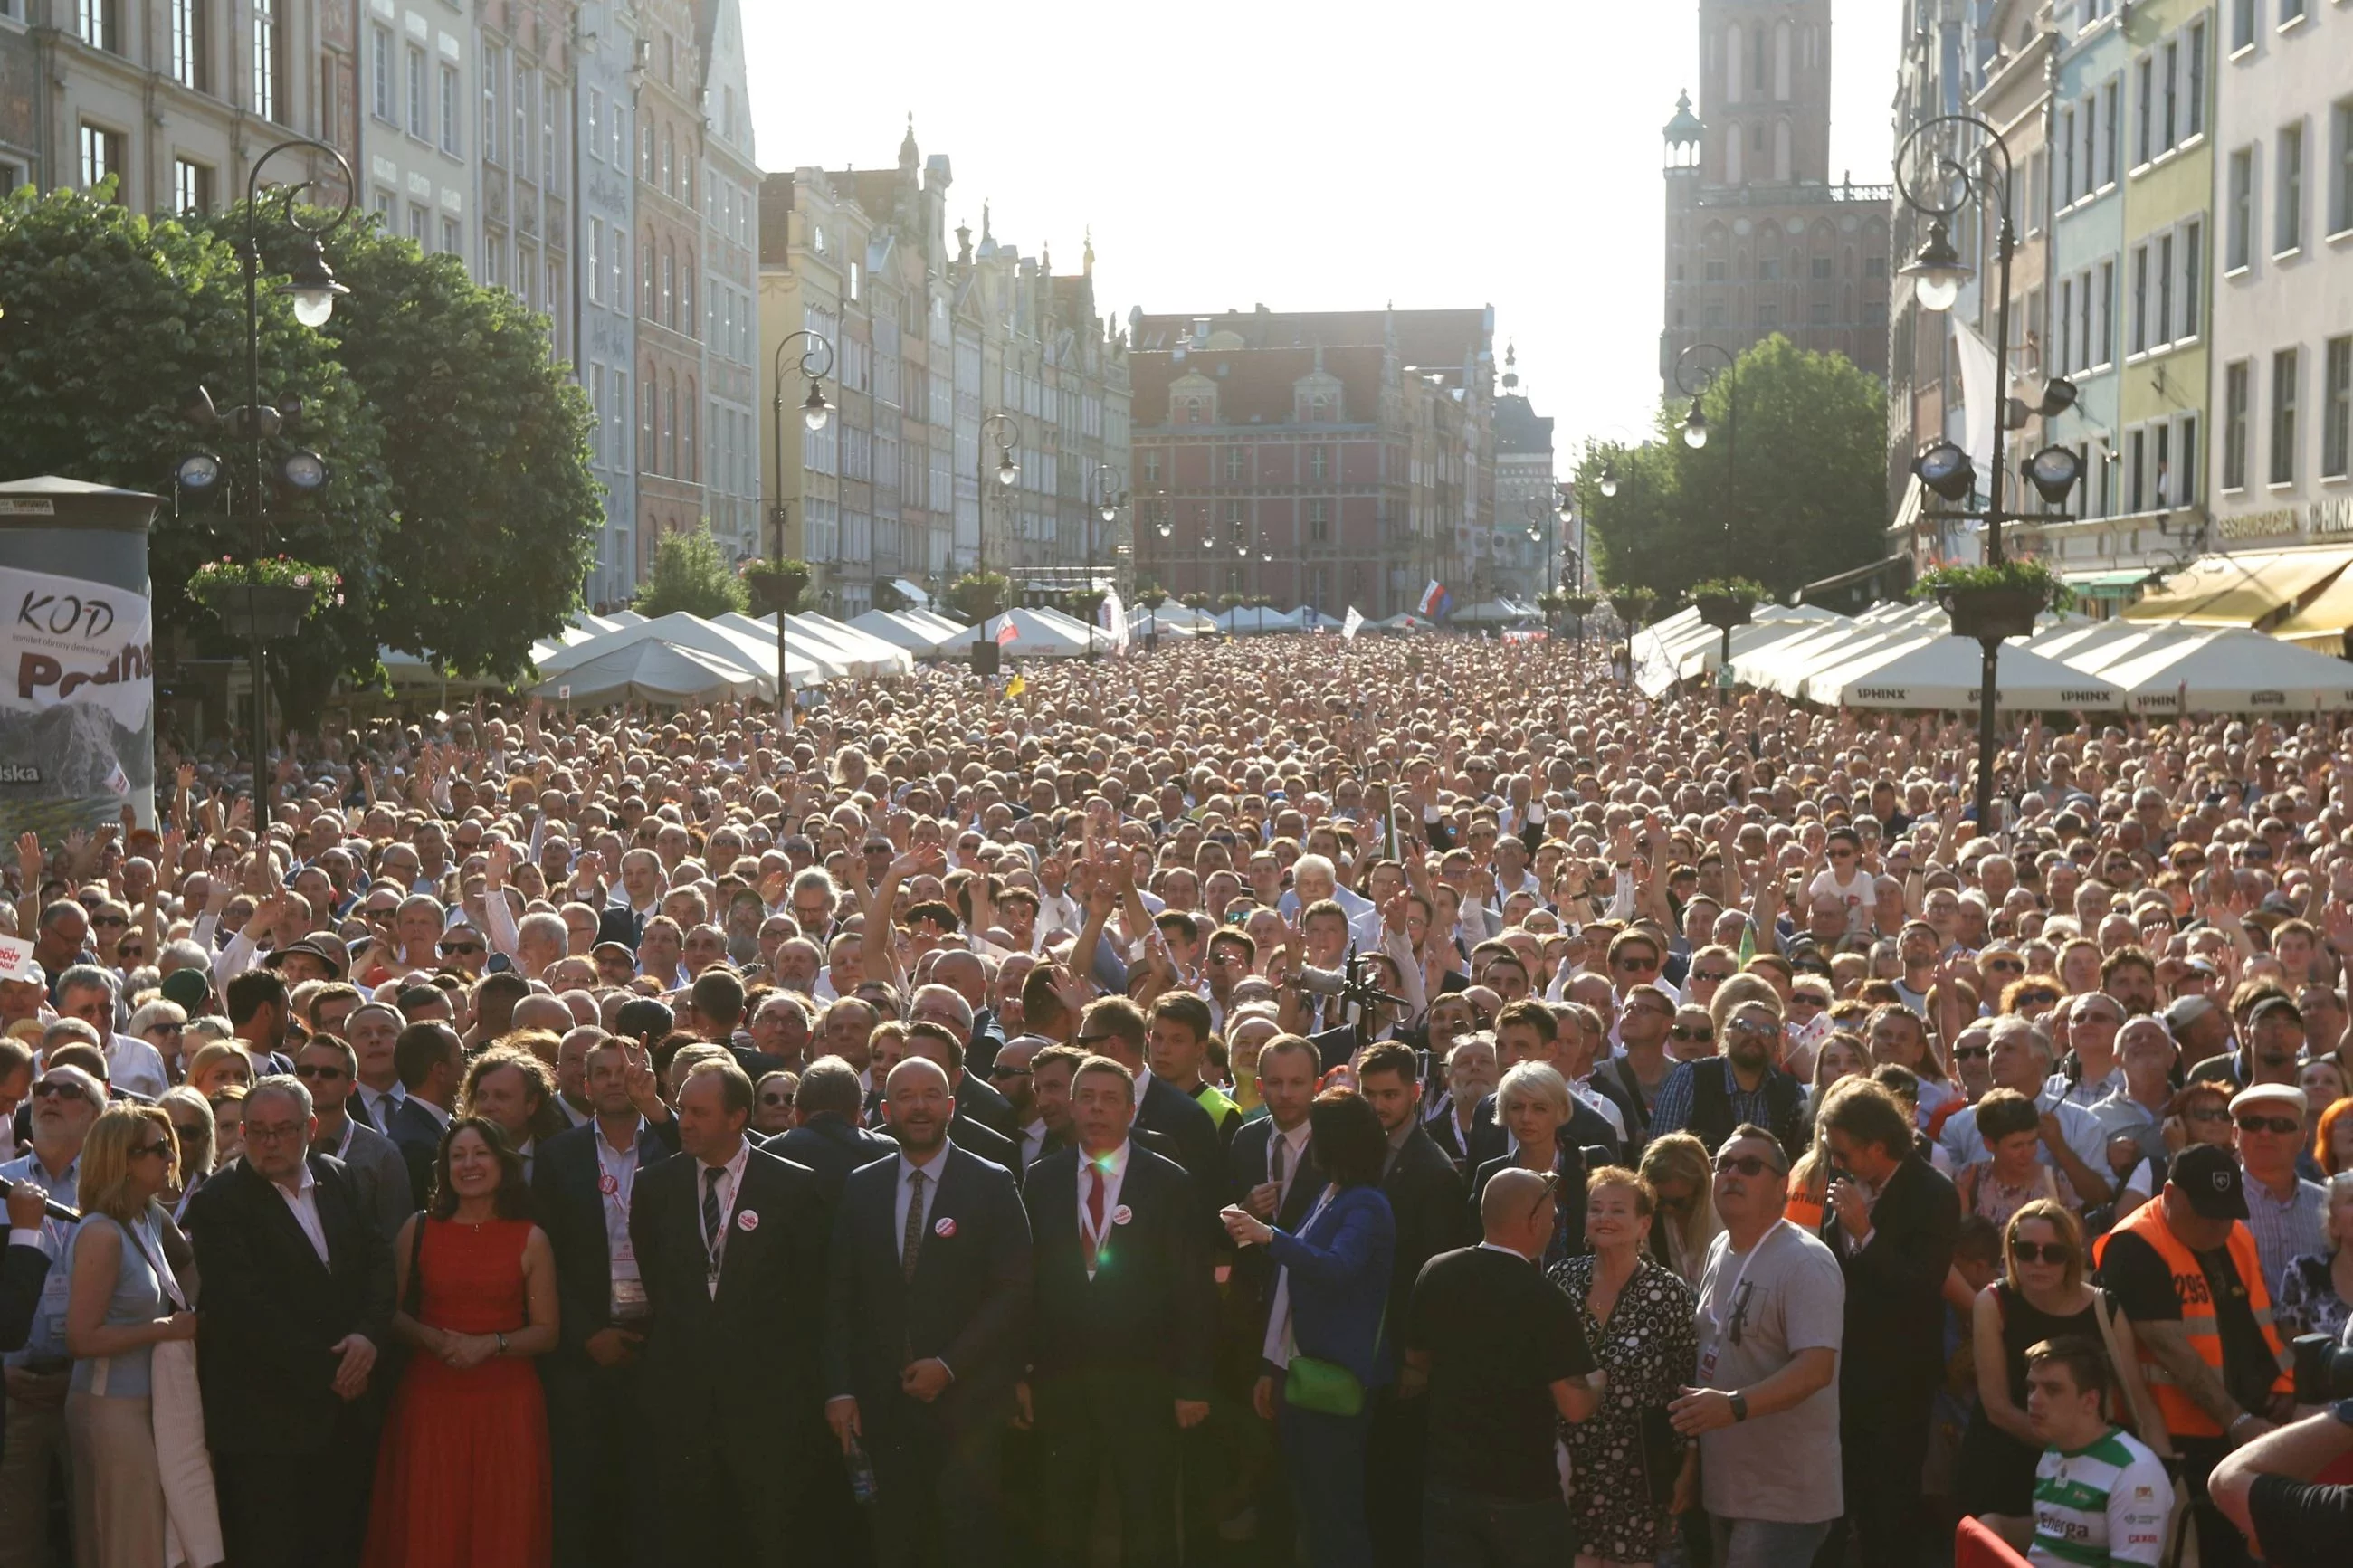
1005, 673, 1027, 698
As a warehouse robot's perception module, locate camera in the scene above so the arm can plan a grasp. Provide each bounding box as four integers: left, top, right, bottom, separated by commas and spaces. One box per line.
2291, 1334, 2353, 1404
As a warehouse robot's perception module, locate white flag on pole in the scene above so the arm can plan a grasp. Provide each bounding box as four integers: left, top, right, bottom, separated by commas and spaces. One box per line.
1100, 587, 1129, 651
1341, 605, 1365, 641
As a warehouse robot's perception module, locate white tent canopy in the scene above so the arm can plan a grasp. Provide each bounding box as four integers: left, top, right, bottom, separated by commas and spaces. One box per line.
795, 612, 918, 676
849, 608, 967, 656
528, 640, 763, 706
529, 612, 826, 689
1214, 605, 1303, 635
1800, 632, 2122, 709
710, 613, 856, 680
2091, 627, 2353, 712
1148, 598, 1218, 632
934, 608, 1094, 659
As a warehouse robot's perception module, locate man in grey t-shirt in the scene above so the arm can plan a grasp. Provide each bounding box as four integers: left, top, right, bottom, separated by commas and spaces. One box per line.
1670, 1124, 1846, 1567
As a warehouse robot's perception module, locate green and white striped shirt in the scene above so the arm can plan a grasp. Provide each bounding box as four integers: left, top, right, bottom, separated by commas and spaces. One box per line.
2028, 1426, 2173, 1568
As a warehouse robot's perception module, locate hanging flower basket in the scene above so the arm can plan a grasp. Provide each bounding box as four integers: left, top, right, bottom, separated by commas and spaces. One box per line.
188, 558, 340, 639
1561, 593, 1598, 620
1606, 589, 1656, 623
1914, 562, 2068, 641
1690, 577, 1765, 631
738, 558, 811, 617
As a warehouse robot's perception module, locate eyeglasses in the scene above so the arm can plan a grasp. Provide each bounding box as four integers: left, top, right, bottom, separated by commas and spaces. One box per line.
1613, 955, 1662, 974
1691, 970, 1734, 984
1954, 1044, 1991, 1061
1984, 958, 2024, 974
758, 1095, 791, 1107
2235, 1115, 2301, 1136
987, 1064, 1033, 1079
2184, 1106, 2233, 1124
2072, 1011, 2123, 1028
169, 1120, 209, 1144
1668, 1025, 1714, 1042
438, 941, 482, 956
292, 1063, 348, 1080
1727, 1018, 1782, 1038
31, 1081, 93, 1103
1526, 1170, 1559, 1224
2013, 990, 2060, 1008
129, 1138, 172, 1161
2012, 1240, 2074, 1266
1789, 994, 1826, 1009
90, 915, 129, 928
243, 1121, 304, 1143
1714, 1153, 1787, 1176
1827, 848, 1854, 860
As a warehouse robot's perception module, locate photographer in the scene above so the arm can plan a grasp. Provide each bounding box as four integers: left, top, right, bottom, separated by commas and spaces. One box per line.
2207, 1403, 2353, 1566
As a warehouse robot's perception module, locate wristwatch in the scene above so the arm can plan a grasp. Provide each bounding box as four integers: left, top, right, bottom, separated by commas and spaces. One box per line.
2331, 1398, 2353, 1430
1729, 1391, 1749, 1423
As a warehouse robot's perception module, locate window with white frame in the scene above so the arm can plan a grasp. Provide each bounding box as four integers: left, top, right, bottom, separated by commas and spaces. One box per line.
441, 65, 460, 156
2332, 98, 2353, 237
407, 47, 426, 139
2227, 147, 2255, 270
252, 0, 283, 125
372, 26, 394, 121
2323, 337, 2350, 481
2224, 360, 2251, 489
2276, 123, 2304, 254
2272, 348, 2299, 485
171, 0, 208, 91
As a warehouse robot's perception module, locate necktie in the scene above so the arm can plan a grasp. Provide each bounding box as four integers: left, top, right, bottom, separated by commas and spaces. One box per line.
1272, 1133, 1288, 1190
901, 1168, 927, 1282
701, 1165, 724, 1269
1086, 1164, 1107, 1272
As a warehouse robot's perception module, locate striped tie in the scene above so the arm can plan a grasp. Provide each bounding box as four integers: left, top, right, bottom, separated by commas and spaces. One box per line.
901, 1169, 927, 1283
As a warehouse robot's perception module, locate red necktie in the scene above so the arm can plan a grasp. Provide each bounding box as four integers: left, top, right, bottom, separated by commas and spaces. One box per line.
1087, 1164, 1107, 1238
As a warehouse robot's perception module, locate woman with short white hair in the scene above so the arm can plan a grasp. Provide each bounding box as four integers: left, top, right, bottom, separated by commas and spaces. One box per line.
1467, 1060, 1577, 1267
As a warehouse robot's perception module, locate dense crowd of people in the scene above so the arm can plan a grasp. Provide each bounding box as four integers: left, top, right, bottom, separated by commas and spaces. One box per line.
4, 633, 2353, 1568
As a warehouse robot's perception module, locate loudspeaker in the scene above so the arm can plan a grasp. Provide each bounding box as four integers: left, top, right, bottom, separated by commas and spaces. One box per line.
971, 640, 1001, 677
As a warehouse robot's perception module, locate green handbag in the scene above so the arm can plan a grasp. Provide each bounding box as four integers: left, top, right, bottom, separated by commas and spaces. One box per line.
1281, 1304, 1386, 1418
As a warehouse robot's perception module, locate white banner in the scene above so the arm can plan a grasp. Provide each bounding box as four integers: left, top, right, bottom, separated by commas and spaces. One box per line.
1342, 605, 1365, 641
1100, 586, 1129, 651
0, 562, 154, 833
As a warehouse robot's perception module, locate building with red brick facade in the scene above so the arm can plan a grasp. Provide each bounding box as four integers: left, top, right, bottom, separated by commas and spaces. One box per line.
1129, 308, 1495, 619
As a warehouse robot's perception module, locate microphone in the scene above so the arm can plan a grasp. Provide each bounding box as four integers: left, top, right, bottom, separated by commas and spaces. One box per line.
0, 1176, 81, 1227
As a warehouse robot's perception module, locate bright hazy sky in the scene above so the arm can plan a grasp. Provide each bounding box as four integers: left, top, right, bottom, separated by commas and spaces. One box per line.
741, 0, 1901, 466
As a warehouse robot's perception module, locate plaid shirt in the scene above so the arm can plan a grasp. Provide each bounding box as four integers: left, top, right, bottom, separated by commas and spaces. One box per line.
2242, 1169, 2329, 1299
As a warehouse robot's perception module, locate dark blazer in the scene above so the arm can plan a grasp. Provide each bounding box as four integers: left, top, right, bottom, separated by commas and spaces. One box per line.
1380, 1125, 1468, 1329
823, 1145, 1032, 1429
765, 1114, 897, 1206
627, 1142, 830, 1440
329, 1119, 416, 1252
863, 1092, 1021, 1172
1136, 1071, 1227, 1223
1467, 1090, 1622, 1171
956, 1069, 1019, 1141
967, 1008, 1009, 1080
1023, 1145, 1215, 1402
1263, 1183, 1396, 1388
183, 1154, 395, 1457
384, 1098, 451, 1211
2, 1239, 51, 1460
1821, 1152, 1959, 1421
531, 1116, 681, 1358
595, 905, 646, 952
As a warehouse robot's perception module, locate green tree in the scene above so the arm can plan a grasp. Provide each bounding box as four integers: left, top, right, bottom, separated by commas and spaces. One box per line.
634, 527, 748, 617
0, 187, 392, 717
1577, 335, 1887, 601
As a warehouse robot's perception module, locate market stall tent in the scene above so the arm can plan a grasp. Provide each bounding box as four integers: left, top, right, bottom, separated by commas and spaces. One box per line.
527, 640, 764, 706
2090, 627, 2353, 713
1799, 632, 2121, 710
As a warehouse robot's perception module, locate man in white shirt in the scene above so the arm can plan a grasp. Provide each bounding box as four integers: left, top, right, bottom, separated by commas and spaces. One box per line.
51, 966, 168, 1099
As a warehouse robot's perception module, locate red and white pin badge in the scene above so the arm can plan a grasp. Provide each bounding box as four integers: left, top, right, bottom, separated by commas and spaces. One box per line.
1111, 1205, 1134, 1227
736, 1209, 759, 1232
933, 1216, 957, 1239
598, 1173, 619, 1196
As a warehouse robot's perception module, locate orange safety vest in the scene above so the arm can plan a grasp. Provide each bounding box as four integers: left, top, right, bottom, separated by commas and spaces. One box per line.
2091, 1199, 2292, 1439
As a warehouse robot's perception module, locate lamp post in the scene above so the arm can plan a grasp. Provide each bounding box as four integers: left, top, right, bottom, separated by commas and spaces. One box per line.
1895, 113, 2084, 829
977, 412, 1020, 587
1087, 464, 1124, 660
1674, 342, 1740, 701
768, 329, 834, 736
176, 138, 357, 820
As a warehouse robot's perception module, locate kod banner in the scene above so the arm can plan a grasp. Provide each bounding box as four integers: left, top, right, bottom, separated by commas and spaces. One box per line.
0, 561, 154, 838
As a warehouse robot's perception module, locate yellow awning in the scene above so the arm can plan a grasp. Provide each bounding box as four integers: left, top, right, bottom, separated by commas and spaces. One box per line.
2270, 565, 2353, 647
2123, 548, 2353, 627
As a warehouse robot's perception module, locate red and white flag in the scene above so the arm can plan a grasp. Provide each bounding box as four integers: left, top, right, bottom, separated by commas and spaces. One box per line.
994, 616, 1020, 647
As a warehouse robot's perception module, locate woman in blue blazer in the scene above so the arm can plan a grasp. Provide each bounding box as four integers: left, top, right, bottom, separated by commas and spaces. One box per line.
1223, 1087, 1396, 1568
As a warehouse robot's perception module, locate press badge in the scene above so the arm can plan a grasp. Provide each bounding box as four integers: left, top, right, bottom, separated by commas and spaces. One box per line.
610, 1274, 649, 1322
1697, 1343, 1719, 1381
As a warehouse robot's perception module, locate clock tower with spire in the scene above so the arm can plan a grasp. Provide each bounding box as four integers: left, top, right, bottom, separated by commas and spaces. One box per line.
1660, 0, 1891, 392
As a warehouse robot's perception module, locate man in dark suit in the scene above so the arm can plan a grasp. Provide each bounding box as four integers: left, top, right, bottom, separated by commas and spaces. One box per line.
628, 1056, 830, 1568
767, 1055, 896, 1203
1358, 1041, 1467, 1568
1076, 997, 1224, 1227
1021, 1055, 1215, 1568
1814, 1077, 1959, 1568
909, 983, 1020, 1140
385, 1022, 463, 1208
824, 1057, 1033, 1568
531, 1034, 680, 1568
898, 1020, 1021, 1169
184, 1075, 395, 1568
295, 1036, 416, 1248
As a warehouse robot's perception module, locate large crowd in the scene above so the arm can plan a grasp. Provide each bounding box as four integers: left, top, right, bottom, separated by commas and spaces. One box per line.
5, 634, 2353, 1568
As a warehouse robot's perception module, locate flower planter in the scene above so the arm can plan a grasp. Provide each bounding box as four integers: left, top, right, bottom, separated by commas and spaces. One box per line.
745, 577, 801, 616
1561, 596, 1598, 621
202, 584, 314, 639
1606, 594, 1654, 623
1695, 594, 1755, 631
1942, 584, 2044, 641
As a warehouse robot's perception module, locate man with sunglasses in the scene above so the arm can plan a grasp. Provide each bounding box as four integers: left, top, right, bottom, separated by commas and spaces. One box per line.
293, 1035, 412, 1249
2231, 1084, 2327, 1298
0, 1063, 100, 1551
1653, 1001, 1808, 1164
1669, 1126, 1846, 1568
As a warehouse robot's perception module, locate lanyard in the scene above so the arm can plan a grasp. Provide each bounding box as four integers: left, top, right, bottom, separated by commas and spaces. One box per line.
1705, 1220, 1786, 1339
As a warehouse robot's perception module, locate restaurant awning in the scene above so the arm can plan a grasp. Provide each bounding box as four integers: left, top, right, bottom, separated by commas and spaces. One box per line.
2268, 566, 2353, 651
2122, 548, 2353, 628
2061, 567, 2156, 597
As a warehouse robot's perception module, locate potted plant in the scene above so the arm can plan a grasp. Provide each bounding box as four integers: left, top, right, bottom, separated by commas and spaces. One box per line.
1605, 585, 1656, 624
1913, 558, 2070, 641
1562, 592, 1598, 621
188, 556, 341, 639
1690, 576, 1767, 631
1178, 591, 1211, 612
946, 570, 1012, 624
738, 557, 812, 617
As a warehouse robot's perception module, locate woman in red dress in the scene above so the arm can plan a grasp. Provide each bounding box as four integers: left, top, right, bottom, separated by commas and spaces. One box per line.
364, 1116, 558, 1568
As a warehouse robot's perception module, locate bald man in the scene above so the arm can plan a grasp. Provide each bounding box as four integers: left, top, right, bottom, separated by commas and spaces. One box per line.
824, 1056, 1034, 1568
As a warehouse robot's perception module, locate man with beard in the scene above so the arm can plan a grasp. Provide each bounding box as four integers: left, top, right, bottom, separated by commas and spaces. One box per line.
1647, 996, 1807, 1160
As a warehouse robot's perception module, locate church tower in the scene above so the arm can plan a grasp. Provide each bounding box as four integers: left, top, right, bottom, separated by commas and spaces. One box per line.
1660, 0, 1890, 391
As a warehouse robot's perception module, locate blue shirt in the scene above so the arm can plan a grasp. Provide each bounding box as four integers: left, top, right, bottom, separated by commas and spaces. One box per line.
0, 1150, 81, 1368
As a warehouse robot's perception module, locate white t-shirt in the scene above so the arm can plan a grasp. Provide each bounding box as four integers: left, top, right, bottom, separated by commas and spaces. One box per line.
1693, 1221, 1847, 1524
